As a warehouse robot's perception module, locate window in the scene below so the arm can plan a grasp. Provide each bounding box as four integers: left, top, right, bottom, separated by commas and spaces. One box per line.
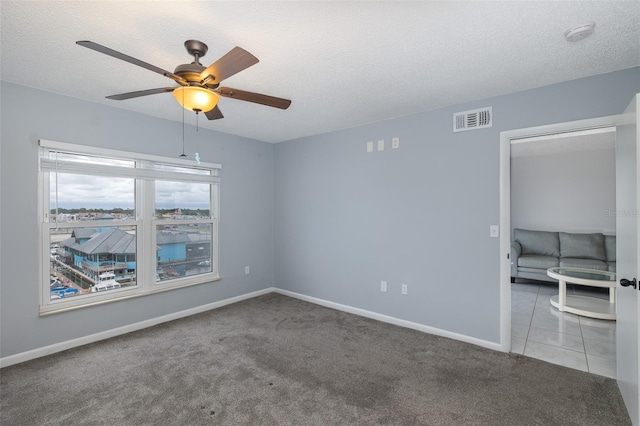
39, 140, 221, 314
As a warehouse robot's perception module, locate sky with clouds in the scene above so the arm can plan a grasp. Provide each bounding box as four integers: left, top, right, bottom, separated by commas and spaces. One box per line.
50, 174, 210, 210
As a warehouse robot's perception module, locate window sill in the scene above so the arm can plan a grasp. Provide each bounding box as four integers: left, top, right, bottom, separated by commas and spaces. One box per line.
39, 274, 221, 316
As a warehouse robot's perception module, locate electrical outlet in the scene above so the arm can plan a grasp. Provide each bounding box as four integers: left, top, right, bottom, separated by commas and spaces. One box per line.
392, 137, 400, 149
401, 284, 408, 295
366, 141, 373, 152
381, 280, 387, 292
490, 225, 499, 238
377, 140, 384, 151
245, 266, 250, 275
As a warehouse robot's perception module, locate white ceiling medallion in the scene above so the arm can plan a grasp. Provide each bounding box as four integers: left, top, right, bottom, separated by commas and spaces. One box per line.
564, 22, 596, 42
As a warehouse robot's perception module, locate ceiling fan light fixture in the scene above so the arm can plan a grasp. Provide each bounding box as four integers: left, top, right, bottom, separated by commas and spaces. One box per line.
173, 86, 219, 112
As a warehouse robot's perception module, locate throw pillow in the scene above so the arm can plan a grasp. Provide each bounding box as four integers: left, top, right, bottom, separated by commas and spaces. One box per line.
559, 232, 606, 260
514, 228, 560, 257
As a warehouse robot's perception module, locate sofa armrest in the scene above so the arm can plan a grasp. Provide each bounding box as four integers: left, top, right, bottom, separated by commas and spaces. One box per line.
511, 242, 522, 277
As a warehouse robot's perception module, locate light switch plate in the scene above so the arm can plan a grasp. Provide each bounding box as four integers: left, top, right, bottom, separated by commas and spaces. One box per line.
366, 141, 373, 152
392, 137, 400, 149
490, 225, 499, 238
377, 140, 384, 151
381, 280, 387, 292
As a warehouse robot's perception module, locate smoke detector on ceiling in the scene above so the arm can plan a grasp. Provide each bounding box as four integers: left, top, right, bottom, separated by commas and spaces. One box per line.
564, 22, 596, 42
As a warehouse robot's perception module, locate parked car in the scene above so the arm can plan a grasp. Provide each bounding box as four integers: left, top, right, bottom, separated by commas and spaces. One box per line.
50, 287, 79, 298
198, 260, 211, 266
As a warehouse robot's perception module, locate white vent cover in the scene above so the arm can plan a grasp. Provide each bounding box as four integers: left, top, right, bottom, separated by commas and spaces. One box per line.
453, 107, 492, 132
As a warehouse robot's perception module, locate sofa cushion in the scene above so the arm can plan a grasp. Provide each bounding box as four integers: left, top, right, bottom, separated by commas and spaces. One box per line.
518, 255, 559, 269
514, 228, 560, 257
604, 235, 616, 262
559, 258, 608, 271
559, 232, 606, 260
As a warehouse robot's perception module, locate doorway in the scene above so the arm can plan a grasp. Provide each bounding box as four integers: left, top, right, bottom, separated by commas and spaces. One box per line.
499, 114, 625, 354
507, 127, 616, 376
500, 96, 640, 426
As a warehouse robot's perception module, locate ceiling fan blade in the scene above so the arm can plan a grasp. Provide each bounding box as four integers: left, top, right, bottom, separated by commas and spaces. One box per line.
217, 87, 291, 109
106, 88, 176, 100
199, 47, 259, 84
76, 41, 186, 85
205, 105, 224, 120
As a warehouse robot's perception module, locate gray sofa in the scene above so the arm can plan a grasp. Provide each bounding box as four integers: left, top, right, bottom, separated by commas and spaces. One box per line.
511, 228, 616, 283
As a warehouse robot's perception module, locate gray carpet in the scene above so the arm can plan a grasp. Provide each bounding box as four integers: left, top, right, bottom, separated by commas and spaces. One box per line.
0, 293, 631, 425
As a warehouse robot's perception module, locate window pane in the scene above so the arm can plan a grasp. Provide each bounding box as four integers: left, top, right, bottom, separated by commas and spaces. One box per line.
50, 173, 135, 220
49, 225, 137, 300
155, 181, 210, 219
156, 223, 213, 282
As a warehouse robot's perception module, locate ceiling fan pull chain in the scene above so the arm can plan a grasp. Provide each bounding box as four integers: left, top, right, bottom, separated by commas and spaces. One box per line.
195, 110, 201, 164
180, 89, 187, 158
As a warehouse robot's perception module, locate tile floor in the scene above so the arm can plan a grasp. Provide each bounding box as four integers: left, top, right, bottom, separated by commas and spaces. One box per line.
511, 280, 616, 378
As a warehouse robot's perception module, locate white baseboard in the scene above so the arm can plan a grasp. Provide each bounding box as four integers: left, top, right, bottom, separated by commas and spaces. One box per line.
2, 286, 502, 368
274, 288, 503, 352
0, 287, 275, 368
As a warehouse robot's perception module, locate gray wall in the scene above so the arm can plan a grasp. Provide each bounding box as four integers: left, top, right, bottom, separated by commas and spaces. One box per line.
2, 67, 639, 358
274, 67, 640, 343
0, 82, 275, 358
511, 148, 616, 235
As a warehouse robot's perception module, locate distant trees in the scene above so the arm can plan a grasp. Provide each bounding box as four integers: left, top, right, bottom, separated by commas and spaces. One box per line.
50, 208, 134, 215
156, 208, 210, 217
50, 208, 210, 216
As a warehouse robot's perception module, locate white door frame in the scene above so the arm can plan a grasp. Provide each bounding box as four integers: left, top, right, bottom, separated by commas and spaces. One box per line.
615, 95, 640, 424
499, 114, 625, 353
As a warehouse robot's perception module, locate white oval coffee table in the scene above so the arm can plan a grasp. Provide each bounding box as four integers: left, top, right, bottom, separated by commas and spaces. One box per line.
546, 267, 617, 320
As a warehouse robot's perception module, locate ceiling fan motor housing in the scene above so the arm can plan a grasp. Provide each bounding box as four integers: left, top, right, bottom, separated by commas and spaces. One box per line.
175, 40, 212, 85
174, 62, 207, 84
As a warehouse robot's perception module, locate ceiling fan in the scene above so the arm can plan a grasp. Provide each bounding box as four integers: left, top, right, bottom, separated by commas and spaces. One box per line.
76, 40, 291, 120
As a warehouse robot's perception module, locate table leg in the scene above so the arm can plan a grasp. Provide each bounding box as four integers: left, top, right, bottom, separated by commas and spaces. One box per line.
610, 286, 616, 304
558, 279, 566, 312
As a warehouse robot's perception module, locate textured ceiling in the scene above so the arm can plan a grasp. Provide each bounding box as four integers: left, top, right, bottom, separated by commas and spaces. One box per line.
1, 1, 639, 143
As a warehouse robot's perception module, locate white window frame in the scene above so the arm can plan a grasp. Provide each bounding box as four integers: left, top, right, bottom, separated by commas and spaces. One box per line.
38, 139, 221, 315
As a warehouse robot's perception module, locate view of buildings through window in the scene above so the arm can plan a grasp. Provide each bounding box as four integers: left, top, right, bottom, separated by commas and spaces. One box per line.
49, 218, 213, 300
42, 144, 219, 307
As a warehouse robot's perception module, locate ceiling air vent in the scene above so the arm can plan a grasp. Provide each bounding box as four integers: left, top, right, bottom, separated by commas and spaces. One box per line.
453, 107, 492, 132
